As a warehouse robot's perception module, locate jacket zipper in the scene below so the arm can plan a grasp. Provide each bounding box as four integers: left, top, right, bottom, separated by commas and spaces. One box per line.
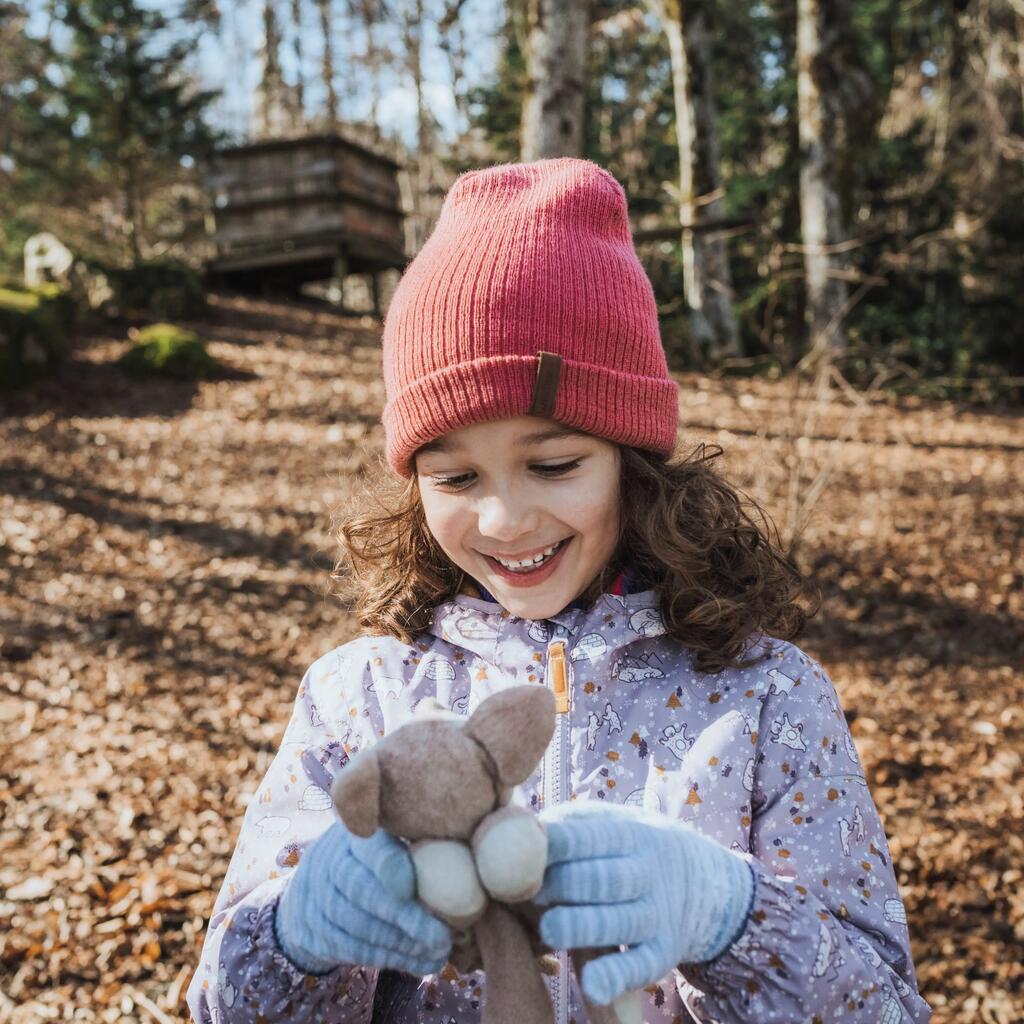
548, 640, 570, 714
543, 639, 570, 1024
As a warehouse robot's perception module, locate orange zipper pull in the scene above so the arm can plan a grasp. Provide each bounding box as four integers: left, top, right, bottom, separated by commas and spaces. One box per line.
548, 641, 569, 714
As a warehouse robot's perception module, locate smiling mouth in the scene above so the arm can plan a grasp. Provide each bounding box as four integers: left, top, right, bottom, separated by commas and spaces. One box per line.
484, 537, 572, 573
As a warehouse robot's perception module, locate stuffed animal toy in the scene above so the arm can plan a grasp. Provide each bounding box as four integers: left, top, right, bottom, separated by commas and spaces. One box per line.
330, 685, 640, 1024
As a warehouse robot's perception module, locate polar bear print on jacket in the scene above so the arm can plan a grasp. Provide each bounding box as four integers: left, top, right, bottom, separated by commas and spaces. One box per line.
658, 722, 696, 760
812, 919, 845, 981
365, 675, 403, 701
770, 712, 807, 751
766, 667, 798, 697
449, 607, 500, 642
187, 596, 932, 1024
603, 701, 623, 734
838, 804, 866, 856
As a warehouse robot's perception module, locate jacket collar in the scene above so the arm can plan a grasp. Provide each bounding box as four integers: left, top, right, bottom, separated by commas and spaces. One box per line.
426, 585, 667, 666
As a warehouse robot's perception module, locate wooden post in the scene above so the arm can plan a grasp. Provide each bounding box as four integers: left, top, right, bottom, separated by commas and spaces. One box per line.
370, 271, 381, 317
332, 251, 348, 308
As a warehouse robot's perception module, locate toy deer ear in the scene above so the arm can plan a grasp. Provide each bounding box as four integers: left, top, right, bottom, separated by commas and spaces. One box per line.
464, 686, 556, 786
330, 749, 381, 838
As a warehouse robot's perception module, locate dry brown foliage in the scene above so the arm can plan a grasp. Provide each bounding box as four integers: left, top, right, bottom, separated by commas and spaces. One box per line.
0, 294, 1021, 1023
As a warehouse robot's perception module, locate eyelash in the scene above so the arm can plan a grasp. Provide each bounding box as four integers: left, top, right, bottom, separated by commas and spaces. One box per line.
432, 459, 582, 491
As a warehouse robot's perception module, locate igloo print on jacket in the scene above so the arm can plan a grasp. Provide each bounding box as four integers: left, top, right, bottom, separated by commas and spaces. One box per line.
188, 590, 931, 1024
569, 632, 608, 663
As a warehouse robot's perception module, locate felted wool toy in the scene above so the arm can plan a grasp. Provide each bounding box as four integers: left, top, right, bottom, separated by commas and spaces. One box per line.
330, 685, 638, 1024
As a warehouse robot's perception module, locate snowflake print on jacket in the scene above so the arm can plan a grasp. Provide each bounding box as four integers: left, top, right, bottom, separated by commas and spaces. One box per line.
187, 587, 930, 1024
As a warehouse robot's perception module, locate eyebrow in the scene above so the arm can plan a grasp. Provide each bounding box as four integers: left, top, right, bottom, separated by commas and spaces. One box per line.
417, 425, 589, 455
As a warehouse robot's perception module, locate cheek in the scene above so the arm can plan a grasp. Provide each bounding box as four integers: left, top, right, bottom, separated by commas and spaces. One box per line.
420, 496, 468, 552
566, 477, 620, 539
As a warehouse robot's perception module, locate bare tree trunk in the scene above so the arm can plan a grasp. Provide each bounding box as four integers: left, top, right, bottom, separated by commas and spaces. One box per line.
254, 0, 303, 135
646, 0, 740, 359
521, 0, 590, 159
124, 161, 143, 265
350, 0, 384, 134
254, 0, 284, 136
796, 0, 849, 365
402, 0, 440, 251
409, 0, 429, 164
316, 0, 339, 129
1016, 2, 1024, 118
439, 0, 470, 130
290, 0, 305, 117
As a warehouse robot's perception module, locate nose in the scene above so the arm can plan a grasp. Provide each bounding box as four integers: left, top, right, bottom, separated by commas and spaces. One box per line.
476, 492, 539, 543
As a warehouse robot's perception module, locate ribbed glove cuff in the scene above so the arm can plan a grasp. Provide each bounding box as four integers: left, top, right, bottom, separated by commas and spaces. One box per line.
274, 824, 349, 974
686, 847, 756, 964
275, 882, 340, 974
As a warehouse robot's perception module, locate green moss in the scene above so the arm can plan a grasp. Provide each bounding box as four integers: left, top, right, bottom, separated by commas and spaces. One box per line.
117, 322, 218, 380
0, 287, 40, 313
0, 283, 72, 389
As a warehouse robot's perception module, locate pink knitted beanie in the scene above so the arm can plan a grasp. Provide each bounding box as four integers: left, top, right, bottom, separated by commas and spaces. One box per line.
381, 158, 680, 478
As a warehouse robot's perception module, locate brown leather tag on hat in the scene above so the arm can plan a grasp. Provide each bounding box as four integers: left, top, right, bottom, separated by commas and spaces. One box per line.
529, 351, 562, 418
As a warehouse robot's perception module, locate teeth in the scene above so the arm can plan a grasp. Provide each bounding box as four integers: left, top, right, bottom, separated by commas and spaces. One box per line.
495, 540, 563, 571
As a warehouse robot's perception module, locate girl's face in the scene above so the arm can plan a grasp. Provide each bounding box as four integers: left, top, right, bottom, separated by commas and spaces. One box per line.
414, 416, 622, 620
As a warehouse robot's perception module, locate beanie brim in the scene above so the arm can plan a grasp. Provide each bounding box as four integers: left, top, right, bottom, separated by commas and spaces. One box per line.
384, 354, 680, 478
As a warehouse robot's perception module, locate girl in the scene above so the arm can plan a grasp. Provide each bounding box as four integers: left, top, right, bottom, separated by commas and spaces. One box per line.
187, 159, 930, 1024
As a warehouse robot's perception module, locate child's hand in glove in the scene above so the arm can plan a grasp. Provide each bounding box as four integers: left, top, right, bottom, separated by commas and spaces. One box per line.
274, 820, 452, 976
535, 802, 755, 1006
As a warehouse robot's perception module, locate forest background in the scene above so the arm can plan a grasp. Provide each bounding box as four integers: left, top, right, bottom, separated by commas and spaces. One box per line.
3, 0, 1024, 395
1, 1, 1023, 1023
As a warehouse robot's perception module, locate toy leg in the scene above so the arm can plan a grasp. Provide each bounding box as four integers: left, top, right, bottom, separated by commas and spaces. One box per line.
571, 949, 643, 1024
474, 901, 554, 1024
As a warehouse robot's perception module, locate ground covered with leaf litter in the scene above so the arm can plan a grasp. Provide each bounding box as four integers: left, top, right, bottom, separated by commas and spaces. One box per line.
1, 294, 1021, 1023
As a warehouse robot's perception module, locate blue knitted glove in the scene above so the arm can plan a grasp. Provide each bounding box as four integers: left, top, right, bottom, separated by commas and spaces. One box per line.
535, 802, 755, 1006
274, 820, 452, 975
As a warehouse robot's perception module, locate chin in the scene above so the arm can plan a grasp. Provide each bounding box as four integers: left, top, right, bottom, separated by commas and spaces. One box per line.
501, 590, 574, 620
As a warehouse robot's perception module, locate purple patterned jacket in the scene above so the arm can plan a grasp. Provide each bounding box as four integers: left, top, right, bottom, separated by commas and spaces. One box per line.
187, 586, 931, 1023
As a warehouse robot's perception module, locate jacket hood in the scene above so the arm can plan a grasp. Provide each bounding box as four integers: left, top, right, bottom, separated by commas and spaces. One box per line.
427, 587, 673, 669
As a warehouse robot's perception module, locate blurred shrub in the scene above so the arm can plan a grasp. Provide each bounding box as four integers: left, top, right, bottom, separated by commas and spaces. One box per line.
0, 282, 74, 388
117, 322, 217, 380
97, 260, 206, 321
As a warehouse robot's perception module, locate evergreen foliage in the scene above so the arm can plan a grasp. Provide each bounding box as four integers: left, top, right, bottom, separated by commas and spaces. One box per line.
1, 0, 222, 269
465, 3, 528, 166
3, 0, 1021, 398
466, 0, 1024, 399
97, 260, 207, 321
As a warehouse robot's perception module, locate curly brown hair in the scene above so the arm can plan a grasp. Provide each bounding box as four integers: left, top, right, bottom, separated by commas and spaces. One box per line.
329, 441, 820, 674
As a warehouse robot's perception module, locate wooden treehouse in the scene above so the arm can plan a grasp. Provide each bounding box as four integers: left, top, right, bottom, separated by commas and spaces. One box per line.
204, 133, 407, 313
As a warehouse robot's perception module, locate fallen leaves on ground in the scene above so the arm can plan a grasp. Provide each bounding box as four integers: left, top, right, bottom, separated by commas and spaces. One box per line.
1, 293, 1021, 1023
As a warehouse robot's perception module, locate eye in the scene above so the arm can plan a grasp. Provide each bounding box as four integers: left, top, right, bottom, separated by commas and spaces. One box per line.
430, 459, 582, 492
430, 472, 474, 491
534, 459, 582, 476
